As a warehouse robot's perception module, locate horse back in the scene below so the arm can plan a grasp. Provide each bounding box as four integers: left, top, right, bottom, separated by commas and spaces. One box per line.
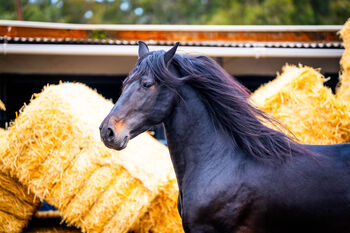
305, 142, 350, 159
256, 146, 350, 233
305, 143, 350, 172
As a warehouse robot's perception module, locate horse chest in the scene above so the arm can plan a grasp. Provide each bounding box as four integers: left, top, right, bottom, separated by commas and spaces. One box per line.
179, 169, 257, 233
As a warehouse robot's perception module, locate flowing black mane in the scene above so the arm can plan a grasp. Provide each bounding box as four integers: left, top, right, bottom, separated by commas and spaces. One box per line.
124, 50, 312, 161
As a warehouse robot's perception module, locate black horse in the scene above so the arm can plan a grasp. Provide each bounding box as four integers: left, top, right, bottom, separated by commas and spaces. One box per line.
100, 41, 350, 233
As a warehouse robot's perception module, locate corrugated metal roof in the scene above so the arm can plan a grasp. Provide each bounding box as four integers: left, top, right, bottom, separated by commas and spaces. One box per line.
0, 20, 344, 49
0, 44, 343, 58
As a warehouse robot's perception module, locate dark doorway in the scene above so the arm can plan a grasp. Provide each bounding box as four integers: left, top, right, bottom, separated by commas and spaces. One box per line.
0, 72, 339, 141
0, 73, 125, 127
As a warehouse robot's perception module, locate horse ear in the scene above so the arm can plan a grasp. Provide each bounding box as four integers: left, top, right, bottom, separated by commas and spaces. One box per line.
164, 42, 180, 66
138, 41, 149, 57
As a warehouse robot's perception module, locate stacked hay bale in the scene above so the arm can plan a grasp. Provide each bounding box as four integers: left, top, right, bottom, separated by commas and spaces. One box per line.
0, 129, 39, 233
1, 83, 181, 233
337, 19, 350, 106
251, 65, 350, 144
131, 173, 183, 233
0, 171, 39, 233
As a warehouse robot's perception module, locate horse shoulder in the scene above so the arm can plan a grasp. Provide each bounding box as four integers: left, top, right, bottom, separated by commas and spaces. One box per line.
180, 161, 264, 232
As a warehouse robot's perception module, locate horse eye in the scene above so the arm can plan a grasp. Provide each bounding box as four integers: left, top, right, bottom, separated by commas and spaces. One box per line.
142, 81, 154, 88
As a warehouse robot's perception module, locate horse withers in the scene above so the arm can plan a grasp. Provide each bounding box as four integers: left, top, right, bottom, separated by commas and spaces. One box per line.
100, 41, 350, 233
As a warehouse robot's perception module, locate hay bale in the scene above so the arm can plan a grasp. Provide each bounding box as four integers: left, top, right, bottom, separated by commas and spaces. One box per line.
337, 18, 350, 107
0, 129, 39, 233
2, 83, 182, 232
340, 18, 350, 49
0, 100, 5, 111
251, 65, 350, 144
131, 173, 183, 233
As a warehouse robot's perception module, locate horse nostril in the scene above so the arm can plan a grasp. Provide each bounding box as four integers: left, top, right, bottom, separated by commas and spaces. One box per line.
106, 127, 115, 141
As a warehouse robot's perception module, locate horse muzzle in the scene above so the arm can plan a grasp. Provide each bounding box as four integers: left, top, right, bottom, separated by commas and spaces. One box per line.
99, 117, 130, 151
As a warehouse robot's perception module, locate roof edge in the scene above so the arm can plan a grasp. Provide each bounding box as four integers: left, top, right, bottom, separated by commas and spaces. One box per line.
0, 20, 343, 32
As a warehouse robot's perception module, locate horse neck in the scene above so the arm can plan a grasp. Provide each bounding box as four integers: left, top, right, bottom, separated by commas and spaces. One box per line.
163, 85, 240, 189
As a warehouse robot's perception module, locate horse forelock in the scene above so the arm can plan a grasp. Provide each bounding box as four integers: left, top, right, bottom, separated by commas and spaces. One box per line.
129, 50, 313, 162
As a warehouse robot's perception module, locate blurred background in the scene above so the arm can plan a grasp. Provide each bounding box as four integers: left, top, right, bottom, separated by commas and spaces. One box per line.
1, 0, 350, 25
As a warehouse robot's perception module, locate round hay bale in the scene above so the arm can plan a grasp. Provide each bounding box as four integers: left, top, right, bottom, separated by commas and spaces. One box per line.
3, 83, 182, 232
131, 173, 183, 233
251, 64, 350, 144
340, 18, 350, 49
0, 129, 39, 233
337, 18, 350, 108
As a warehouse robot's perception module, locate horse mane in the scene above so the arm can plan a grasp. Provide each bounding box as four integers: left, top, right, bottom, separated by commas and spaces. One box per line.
126, 50, 312, 162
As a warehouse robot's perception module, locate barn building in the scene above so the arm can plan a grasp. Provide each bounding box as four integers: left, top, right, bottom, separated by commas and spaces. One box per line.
0, 20, 344, 134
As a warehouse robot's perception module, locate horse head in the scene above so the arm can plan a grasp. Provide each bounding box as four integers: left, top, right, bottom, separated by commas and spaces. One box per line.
99, 41, 179, 150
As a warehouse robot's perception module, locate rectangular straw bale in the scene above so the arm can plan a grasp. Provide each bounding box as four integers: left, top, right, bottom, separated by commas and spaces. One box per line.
45, 147, 102, 210
0, 180, 36, 219
340, 18, 350, 49
0, 211, 28, 233
131, 174, 184, 233
102, 186, 153, 233
0, 173, 38, 233
80, 173, 149, 232
62, 166, 119, 225
2, 94, 81, 196
0, 170, 34, 205
251, 64, 350, 144
341, 50, 350, 75
337, 18, 350, 107
0, 129, 39, 233
3, 83, 181, 232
